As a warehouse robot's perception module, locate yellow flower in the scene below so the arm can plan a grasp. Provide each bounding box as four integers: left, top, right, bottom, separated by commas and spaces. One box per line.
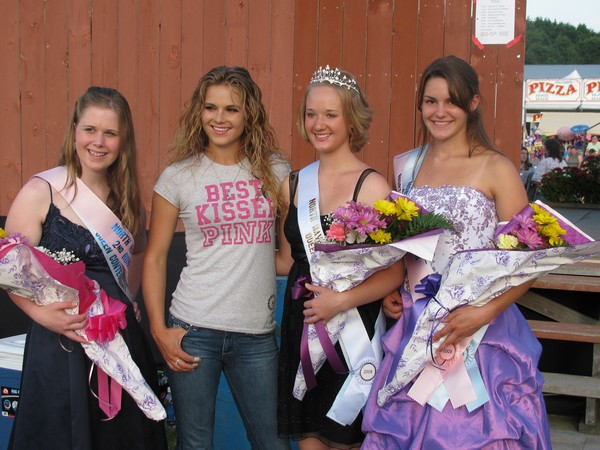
0, 227, 6, 239
497, 234, 520, 249
540, 222, 566, 246
395, 197, 419, 221
369, 229, 392, 244
374, 199, 397, 217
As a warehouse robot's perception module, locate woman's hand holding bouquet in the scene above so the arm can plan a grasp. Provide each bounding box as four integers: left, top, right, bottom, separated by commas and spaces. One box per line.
293, 192, 454, 424
377, 201, 600, 410
0, 228, 165, 421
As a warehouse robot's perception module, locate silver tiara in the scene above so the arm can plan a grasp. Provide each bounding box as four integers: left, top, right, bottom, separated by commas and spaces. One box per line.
310, 65, 358, 92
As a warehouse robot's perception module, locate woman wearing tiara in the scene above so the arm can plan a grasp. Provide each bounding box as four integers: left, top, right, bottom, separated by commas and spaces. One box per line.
276, 67, 404, 449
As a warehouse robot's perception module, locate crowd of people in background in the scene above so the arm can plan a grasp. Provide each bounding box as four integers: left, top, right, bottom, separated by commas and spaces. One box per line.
520, 130, 598, 200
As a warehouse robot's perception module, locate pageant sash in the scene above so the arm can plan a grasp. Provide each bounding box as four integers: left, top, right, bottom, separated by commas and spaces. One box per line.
393, 145, 427, 194
296, 161, 386, 424
297, 161, 325, 259
36, 166, 134, 303
327, 307, 385, 425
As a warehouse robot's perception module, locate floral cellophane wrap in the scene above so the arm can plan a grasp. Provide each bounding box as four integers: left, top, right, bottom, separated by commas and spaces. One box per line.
377, 201, 600, 406
292, 229, 444, 401
0, 242, 166, 421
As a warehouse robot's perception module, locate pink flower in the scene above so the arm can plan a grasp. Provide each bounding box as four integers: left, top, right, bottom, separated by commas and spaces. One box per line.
326, 222, 347, 243
0, 232, 27, 248
515, 227, 545, 249
513, 213, 537, 232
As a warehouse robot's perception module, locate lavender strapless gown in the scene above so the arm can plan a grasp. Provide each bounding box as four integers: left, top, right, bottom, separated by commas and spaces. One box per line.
361, 186, 551, 450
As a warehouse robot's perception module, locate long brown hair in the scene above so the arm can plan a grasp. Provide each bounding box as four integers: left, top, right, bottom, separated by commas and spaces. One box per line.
170, 66, 287, 213
417, 55, 498, 156
59, 86, 143, 235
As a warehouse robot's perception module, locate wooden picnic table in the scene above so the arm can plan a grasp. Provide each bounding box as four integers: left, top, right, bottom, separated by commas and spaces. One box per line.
518, 258, 600, 433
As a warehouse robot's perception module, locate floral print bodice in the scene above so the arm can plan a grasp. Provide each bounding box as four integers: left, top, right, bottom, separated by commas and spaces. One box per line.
409, 185, 498, 273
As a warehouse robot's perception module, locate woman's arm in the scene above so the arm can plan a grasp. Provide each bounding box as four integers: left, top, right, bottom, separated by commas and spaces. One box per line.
142, 193, 198, 372
5, 177, 89, 342
275, 175, 294, 276
433, 154, 531, 349
303, 260, 405, 323
432, 280, 535, 348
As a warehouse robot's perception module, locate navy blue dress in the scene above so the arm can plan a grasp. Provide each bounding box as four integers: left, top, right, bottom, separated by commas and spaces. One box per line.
9, 203, 167, 450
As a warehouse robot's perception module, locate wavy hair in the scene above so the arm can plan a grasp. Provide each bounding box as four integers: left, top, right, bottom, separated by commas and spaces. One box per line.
417, 55, 498, 156
298, 68, 372, 152
170, 66, 286, 213
59, 86, 143, 235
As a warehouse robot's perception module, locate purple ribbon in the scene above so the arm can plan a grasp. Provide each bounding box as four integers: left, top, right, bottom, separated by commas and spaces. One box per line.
292, 276, 347, 392
386, 273, 443, 383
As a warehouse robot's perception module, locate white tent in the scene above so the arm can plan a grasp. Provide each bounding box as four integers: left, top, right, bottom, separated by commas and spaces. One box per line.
537, 112, 600, 136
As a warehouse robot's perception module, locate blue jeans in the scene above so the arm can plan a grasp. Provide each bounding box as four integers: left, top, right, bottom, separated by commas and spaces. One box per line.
168, 315, 290, 450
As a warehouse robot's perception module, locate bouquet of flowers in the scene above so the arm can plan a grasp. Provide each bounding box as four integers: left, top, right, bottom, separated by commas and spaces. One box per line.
376, 201, 600, 408
0, 228, 166, 421
293, 192, 454, 424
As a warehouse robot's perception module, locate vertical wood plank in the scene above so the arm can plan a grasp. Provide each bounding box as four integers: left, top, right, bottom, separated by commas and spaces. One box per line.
471, 47, 498, 154
117, 0, 140, 121
225, 0, 249, 67
158, 0, 183, 185
181, 0, 204, 107
495, 0, 526, 167
317, 0, 343, 67
203, 2, 226, 70
416, 0, 445, 76
44, 0, 70, 167
137, 0, 160, 213
20, 0, 47, 179
91, 0, 119, 86
444, 0, 472, 60
363, 0, 393, 175
270, 0, 295, 157
0, 0, 22, 212
388, 0, 419, 180
248, 0, 271, 108
67, 0, 92, 105
341, 0, 367, 78
292, 0, 319, 169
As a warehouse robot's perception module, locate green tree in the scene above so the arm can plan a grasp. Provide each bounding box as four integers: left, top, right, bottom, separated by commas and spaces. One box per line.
526, 18, 600, 64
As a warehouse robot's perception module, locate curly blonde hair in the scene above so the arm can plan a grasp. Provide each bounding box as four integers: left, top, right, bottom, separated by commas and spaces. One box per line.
297, 68, 372, 153
170, 66, 287, 213
59, 86, 143, 235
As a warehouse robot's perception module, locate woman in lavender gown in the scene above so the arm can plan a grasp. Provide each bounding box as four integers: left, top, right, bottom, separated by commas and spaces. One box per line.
361, 56, 551, 449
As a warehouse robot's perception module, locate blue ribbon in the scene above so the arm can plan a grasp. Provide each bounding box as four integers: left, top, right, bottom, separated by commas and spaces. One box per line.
386, 273, 442, 383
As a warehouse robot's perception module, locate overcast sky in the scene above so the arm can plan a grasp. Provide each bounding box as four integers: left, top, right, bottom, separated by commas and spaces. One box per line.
526, 0, 600, 33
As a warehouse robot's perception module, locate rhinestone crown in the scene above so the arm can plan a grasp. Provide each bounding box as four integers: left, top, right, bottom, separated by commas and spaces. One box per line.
309, 65, 358, 92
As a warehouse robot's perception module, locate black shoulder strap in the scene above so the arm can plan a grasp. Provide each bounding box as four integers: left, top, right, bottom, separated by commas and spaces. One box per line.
352, 168, 377, 202
289, 170, 299, 203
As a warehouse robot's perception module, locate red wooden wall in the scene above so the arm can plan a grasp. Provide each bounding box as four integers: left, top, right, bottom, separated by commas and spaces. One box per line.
0, 0, 526, 218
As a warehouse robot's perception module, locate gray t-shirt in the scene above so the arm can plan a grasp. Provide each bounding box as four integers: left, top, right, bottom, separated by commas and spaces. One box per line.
154, 154, 290, 334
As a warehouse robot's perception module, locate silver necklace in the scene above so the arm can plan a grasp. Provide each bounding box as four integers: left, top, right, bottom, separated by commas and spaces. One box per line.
208, 159, 244, 200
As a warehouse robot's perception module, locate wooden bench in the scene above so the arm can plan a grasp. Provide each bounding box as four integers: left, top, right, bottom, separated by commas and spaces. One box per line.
517, 259, 600, 433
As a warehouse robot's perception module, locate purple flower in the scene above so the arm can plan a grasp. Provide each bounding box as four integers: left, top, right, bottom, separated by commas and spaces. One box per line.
515, 227, 545, 249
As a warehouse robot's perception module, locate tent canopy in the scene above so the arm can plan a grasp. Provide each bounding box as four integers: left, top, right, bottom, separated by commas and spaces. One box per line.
537, 112, 600, 136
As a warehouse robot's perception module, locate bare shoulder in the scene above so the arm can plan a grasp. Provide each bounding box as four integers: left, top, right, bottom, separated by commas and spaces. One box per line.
357, 169, 392, 204
481, 150, 528, 220
12, 176, 51, 206
5, 176, 51, 242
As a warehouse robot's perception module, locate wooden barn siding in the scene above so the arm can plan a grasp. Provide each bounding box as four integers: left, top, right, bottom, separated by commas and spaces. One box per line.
0, 0, 525, 218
